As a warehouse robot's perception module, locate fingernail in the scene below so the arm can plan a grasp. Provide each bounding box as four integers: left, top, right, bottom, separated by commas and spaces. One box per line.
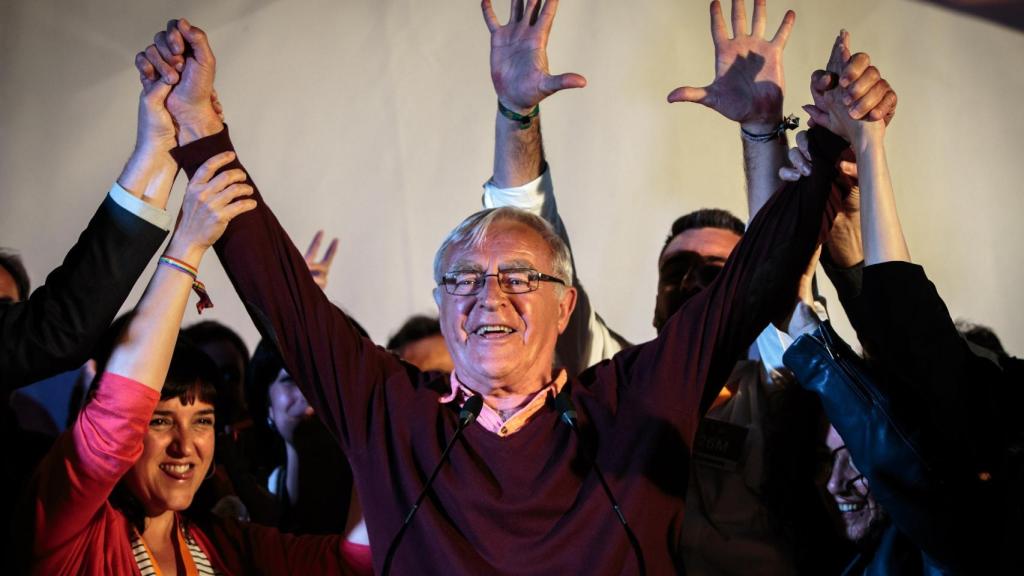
175, 62, 183, 71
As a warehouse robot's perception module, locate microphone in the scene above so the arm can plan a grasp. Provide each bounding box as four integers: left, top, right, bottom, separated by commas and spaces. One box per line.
555, 388, 647, 576
381, 395, 484, 576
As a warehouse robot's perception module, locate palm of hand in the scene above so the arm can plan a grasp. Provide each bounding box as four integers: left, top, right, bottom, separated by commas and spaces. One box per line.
491, 34, 550, 111
708, 39, 784, 123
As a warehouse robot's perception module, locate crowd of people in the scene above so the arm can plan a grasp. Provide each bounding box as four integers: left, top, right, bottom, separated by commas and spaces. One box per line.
1, 0, 1019, 574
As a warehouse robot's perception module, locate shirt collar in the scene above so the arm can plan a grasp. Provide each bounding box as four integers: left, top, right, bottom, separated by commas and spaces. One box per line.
439, 369, 568, 437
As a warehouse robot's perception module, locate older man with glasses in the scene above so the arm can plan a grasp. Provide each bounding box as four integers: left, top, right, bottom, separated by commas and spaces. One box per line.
146, 12, 855, 575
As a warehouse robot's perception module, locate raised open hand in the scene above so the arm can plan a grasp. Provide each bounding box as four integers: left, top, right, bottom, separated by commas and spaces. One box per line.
482, 0, 586, 113
668, 0, 795, 128
303, 230, 339, 291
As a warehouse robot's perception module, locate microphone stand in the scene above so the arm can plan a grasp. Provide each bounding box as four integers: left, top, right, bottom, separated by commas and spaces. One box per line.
555, 388, 647, 576
381, 395, 483, 576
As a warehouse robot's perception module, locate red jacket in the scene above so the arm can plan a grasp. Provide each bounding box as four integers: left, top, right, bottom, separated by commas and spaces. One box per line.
30, 373, 361, 575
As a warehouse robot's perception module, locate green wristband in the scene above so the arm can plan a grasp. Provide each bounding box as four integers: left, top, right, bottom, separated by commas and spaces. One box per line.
498, 100, 539, 130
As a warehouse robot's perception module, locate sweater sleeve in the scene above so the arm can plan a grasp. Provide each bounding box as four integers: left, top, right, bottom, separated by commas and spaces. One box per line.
33, 373, 159, 555
639, 126, 848, 417
170, 127, 415, 457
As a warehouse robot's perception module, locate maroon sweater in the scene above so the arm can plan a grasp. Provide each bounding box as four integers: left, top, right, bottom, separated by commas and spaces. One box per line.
173, 126, 845, 575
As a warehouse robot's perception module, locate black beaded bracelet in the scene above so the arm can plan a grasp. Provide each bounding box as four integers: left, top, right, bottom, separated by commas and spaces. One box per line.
740, 114, 800, 143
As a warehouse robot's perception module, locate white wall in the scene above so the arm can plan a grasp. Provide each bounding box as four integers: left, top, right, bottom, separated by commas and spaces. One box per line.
2, 0, 1022, 355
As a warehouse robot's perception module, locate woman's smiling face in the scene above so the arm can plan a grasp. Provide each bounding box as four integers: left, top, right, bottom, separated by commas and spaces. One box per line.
124, 396, 216, 515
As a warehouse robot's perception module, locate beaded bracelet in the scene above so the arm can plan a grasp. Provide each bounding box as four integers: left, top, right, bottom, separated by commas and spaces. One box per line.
158, 255, 214, 313
740, 114, 800, 143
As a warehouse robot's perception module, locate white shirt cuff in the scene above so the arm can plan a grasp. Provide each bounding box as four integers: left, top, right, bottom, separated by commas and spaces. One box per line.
108, 182, 173, 231
481, 169, 552, 217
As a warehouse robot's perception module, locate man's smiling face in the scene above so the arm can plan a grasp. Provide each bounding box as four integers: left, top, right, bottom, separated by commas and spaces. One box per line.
435, 218, 574, 395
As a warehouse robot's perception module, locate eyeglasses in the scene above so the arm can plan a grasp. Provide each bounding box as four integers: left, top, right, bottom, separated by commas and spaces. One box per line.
440, 268, 566, 296
659, 251, 724, 291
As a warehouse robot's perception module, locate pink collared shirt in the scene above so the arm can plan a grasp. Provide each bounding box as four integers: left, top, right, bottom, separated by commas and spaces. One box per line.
439, 370, 568, 437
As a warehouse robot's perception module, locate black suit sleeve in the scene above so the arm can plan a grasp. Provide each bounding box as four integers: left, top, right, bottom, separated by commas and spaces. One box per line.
0, 194, 167, 390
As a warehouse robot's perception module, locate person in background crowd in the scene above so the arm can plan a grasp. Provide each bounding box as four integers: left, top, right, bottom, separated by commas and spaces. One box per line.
780, 30, 1022, 574
183, 320, 251, 431
386, 314, 454, 373
0, 250, 30, 304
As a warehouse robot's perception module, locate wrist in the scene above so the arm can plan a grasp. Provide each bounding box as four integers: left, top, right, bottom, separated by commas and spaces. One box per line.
740, 115, 799, 144
740, 117, 784, 133
118, 150, 178, 204
850, 124, 885, 155
497, 99, 539, 130
176, 108, 225, 145
497, 97, 536, 116
163, 240, 206, 270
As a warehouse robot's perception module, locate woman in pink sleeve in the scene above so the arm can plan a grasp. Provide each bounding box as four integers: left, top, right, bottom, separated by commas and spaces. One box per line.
29, 145, 256, 574
28, 125, 363, 576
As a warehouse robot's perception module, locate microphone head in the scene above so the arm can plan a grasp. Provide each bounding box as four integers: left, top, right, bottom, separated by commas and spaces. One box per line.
459, 395, 484, 426
554, 388, 578, 428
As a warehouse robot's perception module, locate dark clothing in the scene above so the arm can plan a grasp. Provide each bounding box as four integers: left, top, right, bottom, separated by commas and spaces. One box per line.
3, 192, 166, 568
0, 194, 166, 389
173, 125, 846, 574
807, 261, 1022, 573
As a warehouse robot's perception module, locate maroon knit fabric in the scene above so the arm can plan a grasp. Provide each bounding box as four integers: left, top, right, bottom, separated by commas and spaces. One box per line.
173, 125, 846, 575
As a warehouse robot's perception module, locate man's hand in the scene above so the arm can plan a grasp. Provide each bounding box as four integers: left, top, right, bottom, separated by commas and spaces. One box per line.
116, 54, 179, 207
132, 53, 178, 153
482, 0, 586, 113
304, 231, 339, 291
668, 0, 795, 131
146, 18, 223, 144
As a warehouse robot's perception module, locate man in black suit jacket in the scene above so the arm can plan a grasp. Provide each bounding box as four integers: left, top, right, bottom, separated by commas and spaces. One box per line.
0, 47, 200, 391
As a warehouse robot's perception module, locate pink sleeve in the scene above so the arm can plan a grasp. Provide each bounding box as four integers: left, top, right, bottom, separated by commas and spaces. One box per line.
33, 373, 160, 555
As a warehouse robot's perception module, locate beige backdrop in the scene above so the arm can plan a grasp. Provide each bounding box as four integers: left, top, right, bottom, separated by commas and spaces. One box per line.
2, 0, 1022, 357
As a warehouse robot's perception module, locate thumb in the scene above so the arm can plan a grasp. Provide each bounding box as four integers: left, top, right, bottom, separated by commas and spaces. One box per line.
541, 72, 587, 94
145, 79, 174, 105
667, 85, 710, 105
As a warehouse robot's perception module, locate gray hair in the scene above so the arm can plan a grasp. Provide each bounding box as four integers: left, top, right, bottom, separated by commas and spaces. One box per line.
433, 207, 574, 288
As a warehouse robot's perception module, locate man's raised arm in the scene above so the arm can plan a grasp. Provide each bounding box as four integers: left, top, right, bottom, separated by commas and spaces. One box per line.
0, 46, 180, 388
152, 19, 404, 455
480, 0, 628, 374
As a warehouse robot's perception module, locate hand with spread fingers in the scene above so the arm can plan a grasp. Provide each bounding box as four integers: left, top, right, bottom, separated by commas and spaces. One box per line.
481, 0, 586, 114
668, 0, 795, 131
304, 231, 339, 291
